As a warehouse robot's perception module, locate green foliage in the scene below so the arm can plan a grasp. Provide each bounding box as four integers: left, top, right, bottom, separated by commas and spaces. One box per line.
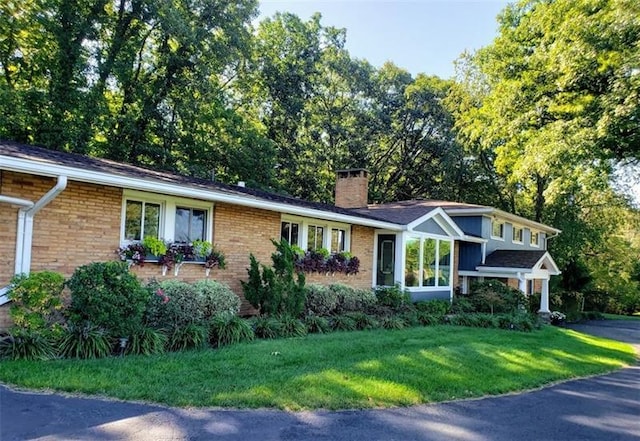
446, 313, 539, 333
58, 324, 112, 359
142, 236, 167, 256
374, 285, 411, 309
330, 315, 357, 332
145, 280, 204, 330
450, 296, 475, 314
241, 239, 306, 317
8, 271, 65, 333
415, 300, 450, 316
209, 313, 254, 347
468, 281, 526, 314
0, 330, 57, 361
381, 316, 407, 330
125, 326, 167, 356
251, 316, 284, 339
345, 312, 379, 330
66, 262, 149, 336
331, 284, 377, 314
276, 315, 308, 338
167, 324, 208, 352
416, 311, 443, 326
192, 280, 241, 319
304, 315, 331, 334
304, 284, 339, 316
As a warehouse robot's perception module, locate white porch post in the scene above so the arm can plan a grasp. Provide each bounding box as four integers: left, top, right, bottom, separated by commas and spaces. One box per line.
518, 277, 527, 295
539, 278, 551, 314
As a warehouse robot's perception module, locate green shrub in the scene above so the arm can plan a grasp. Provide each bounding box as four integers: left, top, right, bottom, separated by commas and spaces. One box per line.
0, 329, 57, 360
58, 324, 112, 359
582, 311, 605, 320
345, 312, 379, 330
415, 299, 450, 316
400, 310, 421, 327
381, 316, 407, 330
167, 323, 208, 351
251, 316, 284, 339
146, 280, 204, 329
331, 284, 377, 314
304, 284, 339, 316
8, 271, 65, 333
450, 296, 475, 314
241, 239, 306, 317
304, 315, 331, 334
374, 285, 410, 309
66, 262, 149, 336
209, 313, 254, 347
416, 311, 442, 326
331, 315, 357, 331
125, 326, 167, 356
192, 280, 241, 319
277, 315, 308, 338
468, 281, 526, 314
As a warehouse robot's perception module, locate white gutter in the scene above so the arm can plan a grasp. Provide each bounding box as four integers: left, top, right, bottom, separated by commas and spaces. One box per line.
446, 207, 561, 235
19, 176, 68, 274
0, 196, 34, 305
0, 156, 402, 231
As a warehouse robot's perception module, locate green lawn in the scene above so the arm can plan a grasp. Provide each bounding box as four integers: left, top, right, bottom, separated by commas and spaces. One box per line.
602, 313, 640, 321
0, 325, 635, 410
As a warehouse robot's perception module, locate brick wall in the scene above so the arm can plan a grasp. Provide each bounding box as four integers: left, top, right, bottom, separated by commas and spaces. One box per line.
0, 171, 379, 322
335, 170, 369, 209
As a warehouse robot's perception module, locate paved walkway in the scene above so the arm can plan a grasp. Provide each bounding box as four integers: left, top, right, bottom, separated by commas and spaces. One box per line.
1, 321, 639, 441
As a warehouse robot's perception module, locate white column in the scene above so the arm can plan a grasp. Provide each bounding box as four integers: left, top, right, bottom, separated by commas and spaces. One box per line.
539, 278, 550, 313
518, 277, 527, 295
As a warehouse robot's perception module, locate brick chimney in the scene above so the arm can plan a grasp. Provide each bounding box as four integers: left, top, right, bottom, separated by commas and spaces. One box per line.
335, 169, 369, 209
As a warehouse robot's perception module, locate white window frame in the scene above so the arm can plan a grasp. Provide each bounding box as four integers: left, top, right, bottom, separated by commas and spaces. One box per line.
120, 189, 213, 245
403, 233, 453, 290
491, 218, 505, 240
513, 225, 524, 244
530, 230, 540, 247
281, 215, 351, 253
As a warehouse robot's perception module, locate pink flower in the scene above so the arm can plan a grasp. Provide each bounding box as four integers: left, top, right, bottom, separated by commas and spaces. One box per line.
156, 288, 170, 304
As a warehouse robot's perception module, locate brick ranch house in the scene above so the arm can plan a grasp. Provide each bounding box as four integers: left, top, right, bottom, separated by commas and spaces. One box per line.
0, 140, 561, 327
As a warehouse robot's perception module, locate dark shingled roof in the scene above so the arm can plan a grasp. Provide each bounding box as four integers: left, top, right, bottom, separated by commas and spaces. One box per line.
479, 250, 548, 269
0, 139, 389, 222
352, 199, 489, 225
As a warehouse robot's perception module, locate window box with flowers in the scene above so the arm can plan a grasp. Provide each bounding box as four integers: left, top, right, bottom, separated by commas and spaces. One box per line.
292, 246, 360, 275
117, 239, 226, 276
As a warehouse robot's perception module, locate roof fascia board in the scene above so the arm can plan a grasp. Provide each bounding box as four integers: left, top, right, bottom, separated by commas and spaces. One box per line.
446, 207, 561, 234
476, 266, 533, 273
1, 155, 403, 231
533, 252, 561, 275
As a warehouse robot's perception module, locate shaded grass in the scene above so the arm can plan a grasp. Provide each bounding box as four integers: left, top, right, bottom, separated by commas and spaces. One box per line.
0, 326, 635, 410
602, 313, 640, 321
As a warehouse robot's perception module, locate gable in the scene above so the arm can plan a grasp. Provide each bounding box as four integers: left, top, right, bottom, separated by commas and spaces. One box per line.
412, 218, 447, 236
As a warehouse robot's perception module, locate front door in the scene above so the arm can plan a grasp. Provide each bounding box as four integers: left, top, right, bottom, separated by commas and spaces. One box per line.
376, 234, 396, 286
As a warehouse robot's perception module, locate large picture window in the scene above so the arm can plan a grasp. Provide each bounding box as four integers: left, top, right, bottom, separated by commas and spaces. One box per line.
404, 235, 452, 288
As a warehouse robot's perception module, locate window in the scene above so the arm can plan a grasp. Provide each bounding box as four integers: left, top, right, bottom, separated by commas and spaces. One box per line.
124, 200, 161, 241
530, 231, 540, 247
121, 190, 212, 244
404, 236, 452, 288
281, 221, 300, 246
307, 225, 324, 251
281, 216, 350, 253
175, 207, 207, 242
491, 219, 504, 239
331, 228, 346, 253
513, 226, 523, 243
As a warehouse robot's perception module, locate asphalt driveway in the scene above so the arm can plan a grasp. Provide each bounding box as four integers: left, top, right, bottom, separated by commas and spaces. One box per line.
1, 320, 639, 441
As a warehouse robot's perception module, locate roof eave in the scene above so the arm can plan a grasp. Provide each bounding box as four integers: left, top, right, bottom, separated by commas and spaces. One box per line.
1, 155, 404, 231
446, 207, 561, 234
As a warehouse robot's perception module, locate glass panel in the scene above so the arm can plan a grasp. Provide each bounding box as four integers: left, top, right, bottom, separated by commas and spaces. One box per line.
405, 237, 420, 287
331, 228, 345, 253
174, 207, 190, 242
531, 232, 539, 246
438, 240, 451, 287
125, 201, 142, 241
308, 225, 324, 251
291, 223, 299, 246
143, 203, 160, 239
422, 238, 437, 286
281, 222, 291, 243
191, 209, 206, 241
492, 221, 503, 238
307, 225, 316, 250
377, 235, 395, 286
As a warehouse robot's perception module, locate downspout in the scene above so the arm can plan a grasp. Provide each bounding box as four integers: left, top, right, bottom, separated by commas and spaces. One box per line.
0, 196, 34, 304
20, 176, 68, 274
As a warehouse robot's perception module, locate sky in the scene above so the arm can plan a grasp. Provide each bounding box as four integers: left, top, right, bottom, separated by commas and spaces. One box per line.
257, 0, 511, 79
